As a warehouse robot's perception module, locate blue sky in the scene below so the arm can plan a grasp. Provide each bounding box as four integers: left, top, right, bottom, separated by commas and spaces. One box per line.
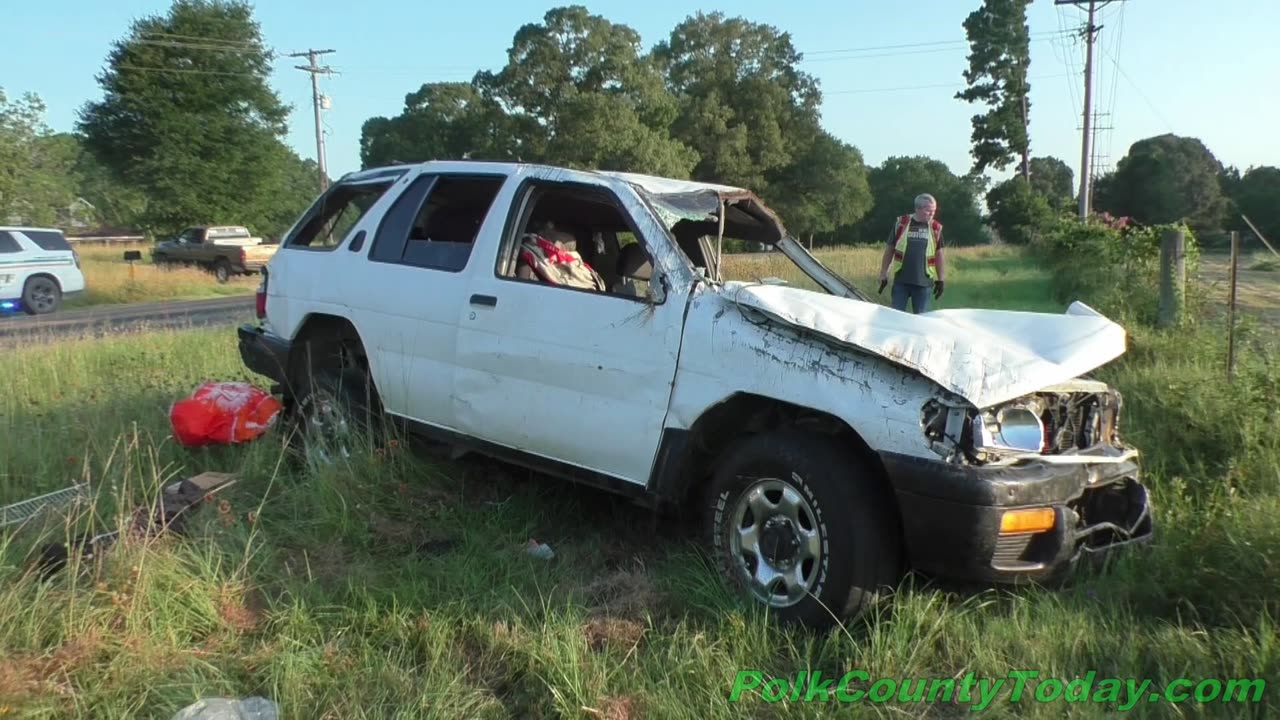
5, 0, 1277, 193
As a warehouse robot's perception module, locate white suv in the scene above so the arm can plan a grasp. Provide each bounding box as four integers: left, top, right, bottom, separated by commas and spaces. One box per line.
237, 161, 1153, 628
0, 227, 86, 315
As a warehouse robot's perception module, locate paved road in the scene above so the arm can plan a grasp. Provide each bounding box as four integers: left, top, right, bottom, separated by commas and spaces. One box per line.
0, 295, 255, 346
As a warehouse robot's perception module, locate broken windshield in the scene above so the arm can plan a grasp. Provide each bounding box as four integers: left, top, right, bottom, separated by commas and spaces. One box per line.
640, 189, 873, 303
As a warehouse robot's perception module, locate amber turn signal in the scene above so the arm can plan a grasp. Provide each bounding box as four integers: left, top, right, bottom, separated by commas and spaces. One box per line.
999, 507, 1056, 534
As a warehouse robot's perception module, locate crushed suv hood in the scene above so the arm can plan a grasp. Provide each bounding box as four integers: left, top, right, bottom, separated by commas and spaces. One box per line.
723, 282, 1127, 409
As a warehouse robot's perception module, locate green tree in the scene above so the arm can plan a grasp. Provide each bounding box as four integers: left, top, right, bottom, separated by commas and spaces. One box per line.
986, 176, 1057, 245
76, 0, 300, 237
1028, 156, 1074, 209
856, 156, 988, 247
1230, 165, 1280, 244
360, 82, 524, 168
767, 128, 872, 243
473, 5, 697, 176
1099, 133, 1230, 234
653, 11, 821, 193
956, 0, 1033, 178
0, 89, 80, 225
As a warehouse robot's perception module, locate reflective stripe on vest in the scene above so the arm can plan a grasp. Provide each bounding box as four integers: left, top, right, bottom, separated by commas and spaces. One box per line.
890, 215, 940, 281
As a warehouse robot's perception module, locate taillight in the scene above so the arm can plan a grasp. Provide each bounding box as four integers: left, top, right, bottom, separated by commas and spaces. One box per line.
255, 271, 268, 319
240, 248, 248, 265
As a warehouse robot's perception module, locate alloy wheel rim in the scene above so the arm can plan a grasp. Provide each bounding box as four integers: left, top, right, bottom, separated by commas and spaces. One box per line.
728, 476, 823, 608
29, 282, 56, 312
302, 388, 354, 469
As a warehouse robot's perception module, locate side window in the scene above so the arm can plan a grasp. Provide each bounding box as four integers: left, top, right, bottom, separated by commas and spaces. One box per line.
0, 232, 21, 253
285, 181, 397, 250
369, 174, 505, 273
24, 231, 72, 252
498, 181, 657, 301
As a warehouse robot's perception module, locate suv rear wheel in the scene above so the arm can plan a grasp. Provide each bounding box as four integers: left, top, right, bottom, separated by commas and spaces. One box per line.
287, 332, 384, 470
704, 430, 902, 629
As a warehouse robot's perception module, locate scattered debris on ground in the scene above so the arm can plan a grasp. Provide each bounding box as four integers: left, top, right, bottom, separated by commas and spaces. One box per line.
170, 381, 282, 447
524, 539, 554, 560
170, 696, 279, 720
26, 472, 238, 580
0, 482, 89, 529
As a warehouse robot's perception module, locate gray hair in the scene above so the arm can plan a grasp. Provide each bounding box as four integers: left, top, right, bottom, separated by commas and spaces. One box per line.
914, 193, 937, 209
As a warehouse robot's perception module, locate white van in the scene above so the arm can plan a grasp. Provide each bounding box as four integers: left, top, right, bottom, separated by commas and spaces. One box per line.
0, 227, 87, 315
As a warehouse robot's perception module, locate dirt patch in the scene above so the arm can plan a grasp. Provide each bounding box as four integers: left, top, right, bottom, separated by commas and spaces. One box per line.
584, 695, 641, 720
580, 567, 664, 620
583, 616, 646, 653
1197, 252, 1280, 330
279, 543, 355, 588
217, 583, 267, 634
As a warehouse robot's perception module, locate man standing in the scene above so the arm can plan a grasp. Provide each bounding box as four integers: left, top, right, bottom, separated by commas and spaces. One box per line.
878, 193, 945, 313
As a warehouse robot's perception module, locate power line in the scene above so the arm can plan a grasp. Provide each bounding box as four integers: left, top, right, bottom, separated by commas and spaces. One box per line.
139, 31, 257, 47
289, 48, 336, 192
802, 33, 1073, 64
114, 64, 260, 77
803, 29, 1073, 56
1055, 0, 1128, 220
825, 73, 1071, 96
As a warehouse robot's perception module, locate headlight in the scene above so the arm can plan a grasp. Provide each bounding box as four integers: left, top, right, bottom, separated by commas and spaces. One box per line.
973, 403, 1046, 453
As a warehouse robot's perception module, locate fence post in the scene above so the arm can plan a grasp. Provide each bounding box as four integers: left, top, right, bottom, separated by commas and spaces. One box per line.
1157, 227, 1185, 328
1227, 230, 1239, 380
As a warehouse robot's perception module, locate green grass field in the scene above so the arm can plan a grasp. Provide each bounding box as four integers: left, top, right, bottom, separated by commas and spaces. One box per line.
63, 243, 257, 310
723, 244, 1065, 313
2, 247, 1278, 718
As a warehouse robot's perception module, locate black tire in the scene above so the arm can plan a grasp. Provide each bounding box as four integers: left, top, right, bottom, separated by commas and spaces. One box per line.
214, 259, 232, 284
704, 430, 903, 629
290, 366, 380, 468
22, 276, 61, 315
286, 333, 386, 468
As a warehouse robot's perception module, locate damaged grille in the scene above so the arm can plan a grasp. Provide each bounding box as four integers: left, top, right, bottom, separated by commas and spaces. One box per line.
1038, 390, 1120, 453
1068, 477, 1152, 551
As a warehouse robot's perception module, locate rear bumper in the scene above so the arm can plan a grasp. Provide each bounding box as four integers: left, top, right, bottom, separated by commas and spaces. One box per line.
237, 323, 291, 388
881, 449, 1153, 585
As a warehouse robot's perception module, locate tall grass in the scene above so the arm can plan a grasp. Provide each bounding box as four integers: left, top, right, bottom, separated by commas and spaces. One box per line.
2, 248, 1279, 718
64, 243, 256, 309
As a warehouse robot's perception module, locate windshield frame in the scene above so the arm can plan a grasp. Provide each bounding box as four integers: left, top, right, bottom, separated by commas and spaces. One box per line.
637, 187, 873, 303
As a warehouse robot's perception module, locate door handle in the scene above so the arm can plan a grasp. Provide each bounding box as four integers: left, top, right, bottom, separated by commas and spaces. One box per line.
470, 294, 497, 307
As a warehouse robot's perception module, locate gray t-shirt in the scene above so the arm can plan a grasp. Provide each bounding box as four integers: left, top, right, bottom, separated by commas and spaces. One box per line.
888, 218, 943, 287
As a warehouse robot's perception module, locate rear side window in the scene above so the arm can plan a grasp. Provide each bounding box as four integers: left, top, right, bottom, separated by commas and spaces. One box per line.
0, 232, 20, 253
369, 174, 505, 273
285, 181, 399, 250
23, 231, 71, 252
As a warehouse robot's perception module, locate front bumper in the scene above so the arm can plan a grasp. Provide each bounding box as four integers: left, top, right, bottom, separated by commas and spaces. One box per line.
881, 448, 1153, 585
237, 323, 292, 389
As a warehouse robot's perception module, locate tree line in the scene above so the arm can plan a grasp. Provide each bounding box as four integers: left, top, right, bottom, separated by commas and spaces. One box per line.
1, 0, 1275, 248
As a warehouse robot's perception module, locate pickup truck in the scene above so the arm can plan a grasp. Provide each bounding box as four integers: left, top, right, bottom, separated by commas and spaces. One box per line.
152, 225, 277, 282
236, 161, 1153, 629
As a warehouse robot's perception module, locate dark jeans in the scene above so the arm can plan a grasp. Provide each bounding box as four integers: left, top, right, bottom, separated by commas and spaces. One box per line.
891, 281, 931, 313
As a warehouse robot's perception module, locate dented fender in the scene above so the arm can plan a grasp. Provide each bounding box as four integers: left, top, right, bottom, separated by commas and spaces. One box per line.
664, 286, 949, 462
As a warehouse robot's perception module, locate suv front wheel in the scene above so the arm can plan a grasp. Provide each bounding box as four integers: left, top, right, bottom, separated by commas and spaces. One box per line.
22, 276, 62, 315
705, 430, 903, 629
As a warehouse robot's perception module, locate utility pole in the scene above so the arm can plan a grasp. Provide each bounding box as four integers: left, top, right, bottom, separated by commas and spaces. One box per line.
1056, 0, 1123, 220
289, 48, 335, 192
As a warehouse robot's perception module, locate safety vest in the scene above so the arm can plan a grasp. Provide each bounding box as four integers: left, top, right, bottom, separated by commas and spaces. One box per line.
890, 214, 942, 281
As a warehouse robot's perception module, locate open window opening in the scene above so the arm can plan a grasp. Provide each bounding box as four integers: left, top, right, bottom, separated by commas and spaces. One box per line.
640, 188, 872, 301
499, 182, 659, 301
286, 176, 401, 250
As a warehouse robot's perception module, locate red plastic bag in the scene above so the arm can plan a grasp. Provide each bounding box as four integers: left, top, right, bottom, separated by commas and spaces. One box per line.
169, 381, 283, 447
